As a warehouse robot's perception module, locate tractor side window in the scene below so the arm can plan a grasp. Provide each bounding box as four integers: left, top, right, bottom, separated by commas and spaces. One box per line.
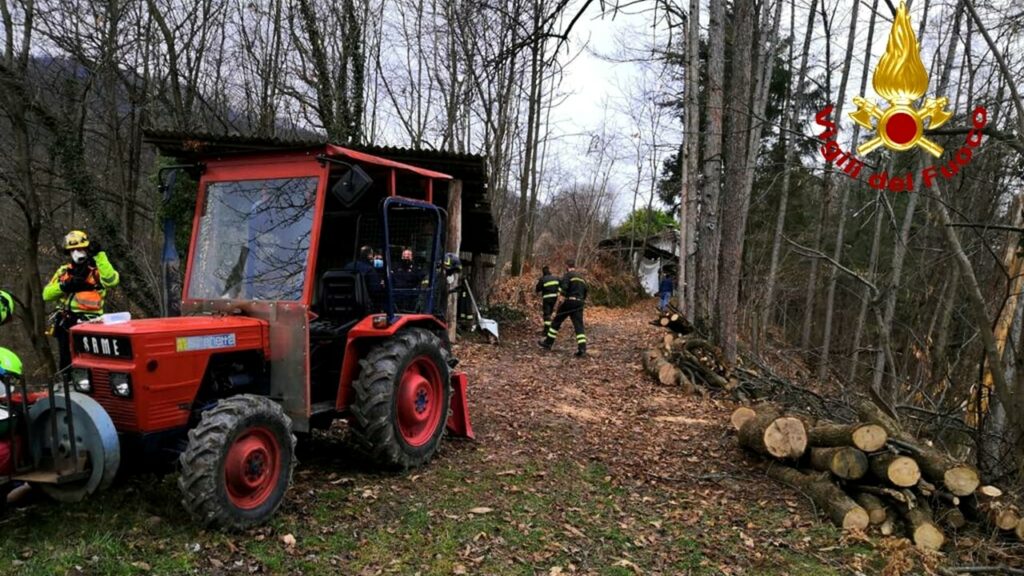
188, 177, 318, 302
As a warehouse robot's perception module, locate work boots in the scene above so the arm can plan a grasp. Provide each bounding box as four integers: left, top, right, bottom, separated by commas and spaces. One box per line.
574, 344, 587, 358
538, 337, 554, 350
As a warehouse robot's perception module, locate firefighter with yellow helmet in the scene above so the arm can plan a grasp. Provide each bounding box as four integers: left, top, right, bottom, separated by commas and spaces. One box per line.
43, 230, 119, 372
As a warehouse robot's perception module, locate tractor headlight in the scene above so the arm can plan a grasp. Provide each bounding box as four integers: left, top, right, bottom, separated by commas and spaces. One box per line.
110, 372, 132, 398
72, 368, 91, 393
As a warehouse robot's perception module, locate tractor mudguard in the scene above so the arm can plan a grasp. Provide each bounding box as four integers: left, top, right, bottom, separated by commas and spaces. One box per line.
446, 371, 474, 439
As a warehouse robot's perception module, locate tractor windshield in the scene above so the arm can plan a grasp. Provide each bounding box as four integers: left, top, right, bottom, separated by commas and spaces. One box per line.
188, 177, 318, 301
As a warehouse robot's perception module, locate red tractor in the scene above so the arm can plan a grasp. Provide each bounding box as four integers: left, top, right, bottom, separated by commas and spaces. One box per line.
2, 145, 473, 529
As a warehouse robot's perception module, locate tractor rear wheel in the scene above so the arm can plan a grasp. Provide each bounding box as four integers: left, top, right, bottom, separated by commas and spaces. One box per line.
178, 395, 295, 530
350, 328, 451, 470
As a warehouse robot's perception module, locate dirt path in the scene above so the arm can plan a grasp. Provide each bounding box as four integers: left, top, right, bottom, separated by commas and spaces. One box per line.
0, 302, 878, 576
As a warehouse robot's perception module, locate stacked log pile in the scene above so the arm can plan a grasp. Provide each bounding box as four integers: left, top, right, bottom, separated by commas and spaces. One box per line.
731, 402, 1018, 551
644, 310, 731, 395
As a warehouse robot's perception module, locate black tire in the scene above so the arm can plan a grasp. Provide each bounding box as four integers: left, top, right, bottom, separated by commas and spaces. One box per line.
350, 328, 451, 470
178, 395, 296, 530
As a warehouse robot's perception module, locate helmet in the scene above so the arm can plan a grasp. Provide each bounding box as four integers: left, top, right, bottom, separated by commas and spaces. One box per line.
0, 347, 22, 378
443, 253, 462, 275
0, 290, 12, 325
64, 230, 90, 251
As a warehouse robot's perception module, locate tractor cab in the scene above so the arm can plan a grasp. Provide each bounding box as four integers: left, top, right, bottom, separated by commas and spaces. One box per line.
54, 145, 472, 529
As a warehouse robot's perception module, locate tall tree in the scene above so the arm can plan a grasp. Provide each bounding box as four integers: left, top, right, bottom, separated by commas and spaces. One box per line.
695, 0, 725, 332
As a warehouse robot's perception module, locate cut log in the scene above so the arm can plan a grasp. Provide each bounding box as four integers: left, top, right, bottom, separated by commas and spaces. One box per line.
807, 422, 887, 453
986, 501, 1020, 531
738, 411, 807, 460
641, 348, 662, 372
894, 499, 944, 551
880, 517, 895, 536
1016, 518, 1024, 541
809, 447, 869, 480
730, 407, 757, 431
858, 400, 979, 496
978, 485, 1003, 498
869, 453, 921, 487
858, 484, 909, 503
937, 507, 966, 530
766, 466, 869, 530
853, 492, 888, 526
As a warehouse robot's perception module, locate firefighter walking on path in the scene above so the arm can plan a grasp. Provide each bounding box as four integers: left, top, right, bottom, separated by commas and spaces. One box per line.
534, 265, 561, 335
538, 259, 588, 357
43, 230, 120, 373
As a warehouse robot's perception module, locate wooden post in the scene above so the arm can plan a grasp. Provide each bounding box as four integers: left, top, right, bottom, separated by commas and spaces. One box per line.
446, 179, 463, 342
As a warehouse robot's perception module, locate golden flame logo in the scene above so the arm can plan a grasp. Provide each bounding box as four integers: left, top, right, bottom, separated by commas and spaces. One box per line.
849, 1, 951, 157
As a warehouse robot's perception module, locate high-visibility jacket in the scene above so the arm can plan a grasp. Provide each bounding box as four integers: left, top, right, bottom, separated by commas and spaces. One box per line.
535, 274, 561, 300
561, 270, 587, 301
43, 252, 120, 315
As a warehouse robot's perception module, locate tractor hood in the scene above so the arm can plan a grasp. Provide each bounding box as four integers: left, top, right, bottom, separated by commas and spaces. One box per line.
73, 315, 267, 336
71, 315, 269, 361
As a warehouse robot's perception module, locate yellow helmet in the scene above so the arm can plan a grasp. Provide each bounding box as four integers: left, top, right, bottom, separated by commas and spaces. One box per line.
64, 230, 90, 250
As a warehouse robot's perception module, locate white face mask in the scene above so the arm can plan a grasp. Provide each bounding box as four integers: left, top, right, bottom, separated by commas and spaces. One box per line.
71, 250, 88, 264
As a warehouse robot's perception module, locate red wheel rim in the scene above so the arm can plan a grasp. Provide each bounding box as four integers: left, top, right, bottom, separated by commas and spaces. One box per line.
224, 427, 281, 510
397, 356, 444, 447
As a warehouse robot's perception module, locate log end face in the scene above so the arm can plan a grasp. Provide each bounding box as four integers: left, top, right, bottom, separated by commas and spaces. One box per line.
764, 417, 808, 459
913, 524, 945, 551
944, 467, 980, 497
851, 424, 887, 452
731, 406, 756, 431
889, 456, 922, 487
842, 507, 870, 531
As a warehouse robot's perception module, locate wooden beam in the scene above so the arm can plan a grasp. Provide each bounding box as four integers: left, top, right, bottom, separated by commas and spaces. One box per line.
446, 179, 463, 342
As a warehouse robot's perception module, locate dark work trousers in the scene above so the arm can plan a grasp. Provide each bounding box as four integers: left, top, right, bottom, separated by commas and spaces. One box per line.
541, 298, 557, 330
547, 299, 586, 347
53, 313, 82, 376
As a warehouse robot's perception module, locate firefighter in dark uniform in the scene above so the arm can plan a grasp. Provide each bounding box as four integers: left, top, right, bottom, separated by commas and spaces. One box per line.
538, 259, 587, 357
534, 265, 561, 335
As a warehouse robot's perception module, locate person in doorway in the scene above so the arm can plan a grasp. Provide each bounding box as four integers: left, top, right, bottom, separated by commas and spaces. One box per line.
538, 259, 588, 357
658, 270, 674, 312
534, 265, 561, 335
43, 230, 120, 374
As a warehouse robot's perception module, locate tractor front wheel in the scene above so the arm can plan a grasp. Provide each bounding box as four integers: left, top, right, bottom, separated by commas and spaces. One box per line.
350, 328, 451, 470
178, 395, 295, 530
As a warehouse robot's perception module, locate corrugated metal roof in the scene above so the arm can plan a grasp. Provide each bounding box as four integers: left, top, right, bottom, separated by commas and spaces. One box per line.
142, 128, 499, 255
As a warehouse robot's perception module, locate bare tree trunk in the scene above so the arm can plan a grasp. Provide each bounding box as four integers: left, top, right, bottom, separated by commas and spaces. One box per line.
680, 0, 700, 315
695, 0, 725, 333
509, 5, 542, 277
932, 187, 1017, 438
817, 0, 865, 380
715, 0, 756, 364
848, 191, 885, 384
762, 0, 818, 335
799, 1, 837, 353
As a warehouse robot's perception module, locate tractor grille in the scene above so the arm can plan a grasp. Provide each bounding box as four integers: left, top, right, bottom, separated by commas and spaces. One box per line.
90, 369, 138, 430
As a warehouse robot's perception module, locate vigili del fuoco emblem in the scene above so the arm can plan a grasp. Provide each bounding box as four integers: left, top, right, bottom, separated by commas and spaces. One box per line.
849, 1, 952, 157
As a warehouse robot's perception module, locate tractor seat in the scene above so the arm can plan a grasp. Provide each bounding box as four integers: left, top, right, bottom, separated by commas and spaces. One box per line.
318, 270, 370, 319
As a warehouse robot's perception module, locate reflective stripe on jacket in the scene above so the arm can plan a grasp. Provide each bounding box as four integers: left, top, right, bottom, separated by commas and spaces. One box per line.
535, 274, 561, 299
561, 271, 587, 301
